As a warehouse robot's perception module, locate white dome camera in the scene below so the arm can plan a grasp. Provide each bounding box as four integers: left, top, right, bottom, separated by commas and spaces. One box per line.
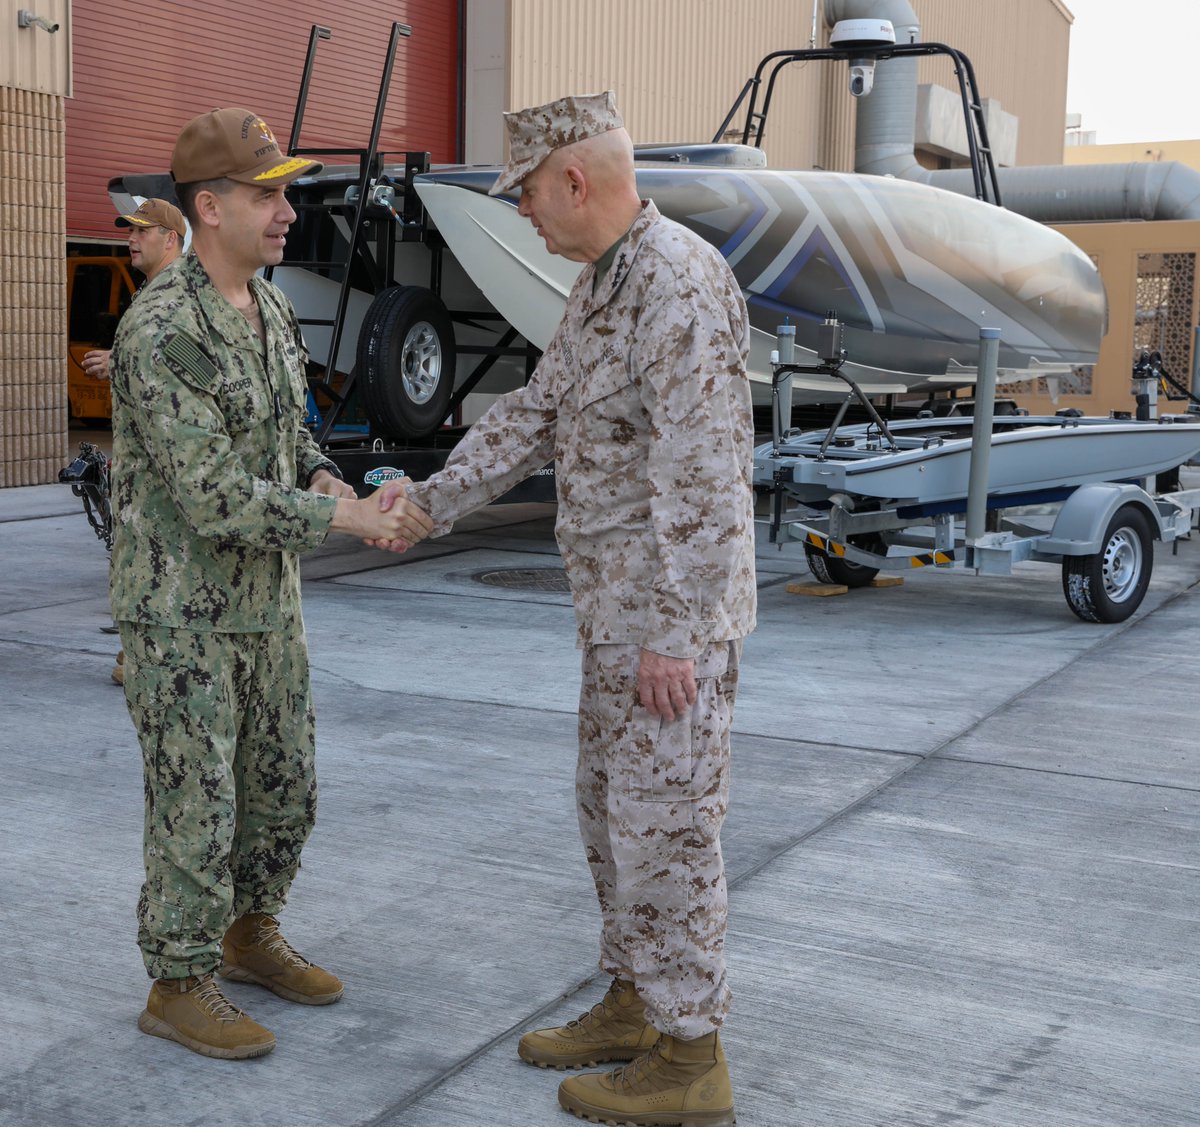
829, 18, 896, 99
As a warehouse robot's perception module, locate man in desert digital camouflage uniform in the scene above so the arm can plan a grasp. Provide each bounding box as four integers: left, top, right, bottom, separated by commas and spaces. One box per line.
378, 90, 755, 1126
110, 107, 432, 1060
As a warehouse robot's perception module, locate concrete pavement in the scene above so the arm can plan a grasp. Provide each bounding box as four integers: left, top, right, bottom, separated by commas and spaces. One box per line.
1, 472, 1197, 1127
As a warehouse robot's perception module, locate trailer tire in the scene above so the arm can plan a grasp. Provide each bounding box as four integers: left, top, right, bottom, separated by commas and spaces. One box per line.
1061, 504, 1153, 623
358, 285, 456, 440
804, 534, 884, 588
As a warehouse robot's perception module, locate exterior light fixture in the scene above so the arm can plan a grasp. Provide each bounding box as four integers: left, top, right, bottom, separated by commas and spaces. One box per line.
17, 9, 60, 33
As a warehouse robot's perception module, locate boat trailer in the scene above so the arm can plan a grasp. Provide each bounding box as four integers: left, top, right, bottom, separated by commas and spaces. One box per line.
756, 322, 1200, 622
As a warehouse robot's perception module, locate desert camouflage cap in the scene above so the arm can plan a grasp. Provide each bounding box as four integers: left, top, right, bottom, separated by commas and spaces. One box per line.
489, 91, 624, 197
115, 198, 187, 239
171, 107, 322, 186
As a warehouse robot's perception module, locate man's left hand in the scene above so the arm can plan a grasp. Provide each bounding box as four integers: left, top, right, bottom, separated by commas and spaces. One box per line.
638, 649, 696, 722
309, 468, 358, 500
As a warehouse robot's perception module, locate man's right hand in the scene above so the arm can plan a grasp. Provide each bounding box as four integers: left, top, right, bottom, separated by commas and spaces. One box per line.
330, 479, 433, 549
363, 479, 435, 553
82, 349, 112, 380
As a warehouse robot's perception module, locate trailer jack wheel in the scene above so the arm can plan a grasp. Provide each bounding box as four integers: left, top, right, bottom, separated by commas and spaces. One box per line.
358, 285, 457, 440
1061, 504, 1153, 623
804, 534, 884, 588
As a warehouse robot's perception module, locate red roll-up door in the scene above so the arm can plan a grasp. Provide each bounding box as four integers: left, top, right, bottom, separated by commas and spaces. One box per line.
67, 1, 458, 240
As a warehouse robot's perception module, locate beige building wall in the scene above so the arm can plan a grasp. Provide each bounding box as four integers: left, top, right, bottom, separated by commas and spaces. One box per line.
506, 0, 833, 172
2, 0, 69, 488
917, 0, 1072, 167
501, 0, 1072, 172
1065, 138, 1200, 171
1005, 220, 1200, 417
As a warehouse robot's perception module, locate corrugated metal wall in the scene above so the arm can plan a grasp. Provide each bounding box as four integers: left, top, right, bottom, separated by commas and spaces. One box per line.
503, 0, 1071, 172
0, 0, 72, 97
918, 0, 1072, 166
65, 0, 459, 241
506, 0, 833, 171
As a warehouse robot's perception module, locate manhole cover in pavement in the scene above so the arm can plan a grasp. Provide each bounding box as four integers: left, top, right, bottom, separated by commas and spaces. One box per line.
472, 567, 571, 592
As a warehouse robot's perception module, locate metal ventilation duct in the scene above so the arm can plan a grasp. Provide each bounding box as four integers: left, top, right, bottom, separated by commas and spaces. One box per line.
823, 0, 1200, 221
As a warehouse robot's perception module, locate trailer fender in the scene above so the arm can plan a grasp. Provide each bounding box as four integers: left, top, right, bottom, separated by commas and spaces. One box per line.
1042, 483, 1160, 556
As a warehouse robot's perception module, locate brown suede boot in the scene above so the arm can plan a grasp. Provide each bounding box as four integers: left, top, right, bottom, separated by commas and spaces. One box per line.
558, 1030, 735, 1127
219, 913, 344, 1005
518, 978, 660, 1070
137, 973, 276, 1060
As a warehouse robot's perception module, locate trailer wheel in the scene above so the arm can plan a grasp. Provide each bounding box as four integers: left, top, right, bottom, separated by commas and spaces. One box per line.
1061, 504, 1153, 623
358, 285, 456, 440
804, 534, 884, 588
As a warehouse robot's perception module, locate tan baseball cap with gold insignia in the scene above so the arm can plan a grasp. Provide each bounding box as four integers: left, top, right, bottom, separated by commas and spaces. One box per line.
171, 107, 322, 186
489, 90, 624, 197
115, 198, 187, 238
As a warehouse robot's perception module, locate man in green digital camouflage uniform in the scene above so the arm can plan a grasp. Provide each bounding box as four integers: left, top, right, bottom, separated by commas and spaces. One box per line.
377, 92, 755, 1126
110, 107, 433, 1060
81, 197, 187, 688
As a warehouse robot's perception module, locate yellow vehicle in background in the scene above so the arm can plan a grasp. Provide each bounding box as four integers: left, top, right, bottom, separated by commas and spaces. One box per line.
66, 255, 137, 422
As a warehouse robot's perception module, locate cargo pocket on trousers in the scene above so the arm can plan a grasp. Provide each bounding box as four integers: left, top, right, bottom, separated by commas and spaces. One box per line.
123, 660, 176, 816
622, 645, 733, 803
625, 692, 718, 803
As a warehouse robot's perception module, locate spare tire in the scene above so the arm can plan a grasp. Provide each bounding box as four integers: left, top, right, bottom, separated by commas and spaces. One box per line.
357, 285, 456, 440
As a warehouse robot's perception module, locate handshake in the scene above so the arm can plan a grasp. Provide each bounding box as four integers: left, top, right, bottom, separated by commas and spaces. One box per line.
316, 471, 434, 553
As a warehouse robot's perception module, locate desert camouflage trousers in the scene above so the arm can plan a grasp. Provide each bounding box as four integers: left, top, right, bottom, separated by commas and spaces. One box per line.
577, 639, 741, 1040
118, 618, 318, 980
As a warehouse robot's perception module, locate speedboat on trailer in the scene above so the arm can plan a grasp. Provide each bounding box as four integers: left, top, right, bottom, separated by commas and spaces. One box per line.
410, 26, 1104, 409
412, 158, 1106, 407
105, 25, 1107, 439
752, 321, 1200, 624
756, 414, 1200, 509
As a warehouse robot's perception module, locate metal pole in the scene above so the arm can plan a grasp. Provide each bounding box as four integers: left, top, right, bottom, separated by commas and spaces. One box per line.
1191, 326, 1200, 414
965, 328, 1001, 543
772, 322, 795, 449
289, 25, 332, 157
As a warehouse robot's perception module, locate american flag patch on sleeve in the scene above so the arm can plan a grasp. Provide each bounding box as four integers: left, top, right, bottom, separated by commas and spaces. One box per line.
162, 333, 218, 388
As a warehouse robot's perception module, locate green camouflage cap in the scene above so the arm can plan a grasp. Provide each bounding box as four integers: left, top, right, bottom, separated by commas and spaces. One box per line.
489, 91, 624, 197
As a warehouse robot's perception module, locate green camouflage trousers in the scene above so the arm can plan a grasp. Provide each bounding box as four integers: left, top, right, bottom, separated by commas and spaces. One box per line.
118, 618, 317, 979
577, 639, 741, 1040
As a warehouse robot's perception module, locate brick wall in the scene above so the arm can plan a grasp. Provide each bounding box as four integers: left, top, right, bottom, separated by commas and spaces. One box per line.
0, 85, 66, 487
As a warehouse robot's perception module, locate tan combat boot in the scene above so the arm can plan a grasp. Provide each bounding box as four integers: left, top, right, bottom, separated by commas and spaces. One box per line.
518, 978, 660, 1070
558, 1030, 735, 1127
111, 649, 124, 686
219, 913, 344, 1005
137, 973, 276, 1060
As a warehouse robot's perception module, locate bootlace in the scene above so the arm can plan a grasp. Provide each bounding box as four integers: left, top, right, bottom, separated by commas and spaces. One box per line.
254, 917, 312, 969
613, 1040, 666, 1092
191, 975, 245, 1023
565, 978, 624, 1032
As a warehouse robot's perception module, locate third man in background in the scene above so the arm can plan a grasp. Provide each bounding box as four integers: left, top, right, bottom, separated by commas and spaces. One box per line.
83, 197, 187, 687
82, 198, 187, 383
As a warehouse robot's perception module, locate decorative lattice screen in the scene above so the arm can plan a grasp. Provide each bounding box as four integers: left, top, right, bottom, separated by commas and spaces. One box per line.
1135, 252, 1196, 387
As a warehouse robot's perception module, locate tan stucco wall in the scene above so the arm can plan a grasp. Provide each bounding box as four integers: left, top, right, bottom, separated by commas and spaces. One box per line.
1065, 139, 1200, 171
1009, 220, 1200, 417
